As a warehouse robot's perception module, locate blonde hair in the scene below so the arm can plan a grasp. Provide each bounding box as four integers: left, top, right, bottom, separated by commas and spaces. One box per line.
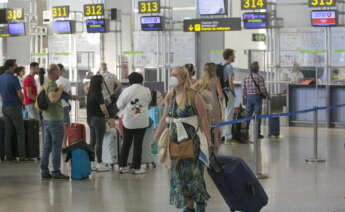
195, 63, 217, 90
165, 66, 195, 109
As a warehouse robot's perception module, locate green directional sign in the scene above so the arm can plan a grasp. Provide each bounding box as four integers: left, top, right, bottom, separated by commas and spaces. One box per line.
123, 51, 144, 55
299, 49, 326, 54
32, 53, 48, 57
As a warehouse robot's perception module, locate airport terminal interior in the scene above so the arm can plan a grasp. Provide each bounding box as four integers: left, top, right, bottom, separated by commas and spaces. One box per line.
0, 0, 345, 212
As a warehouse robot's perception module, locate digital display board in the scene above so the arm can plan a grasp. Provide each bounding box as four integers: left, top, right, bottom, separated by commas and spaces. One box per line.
140, 16, 163, 31
309, 0, 336, 7
8, 23, 25, 36
241, 0, 266, 10
311, 10, 337, 27
86, 19, 106, 33
0, 25, 9, 37
52, 6, 69, 18
84, 4, 104, 17
243, 13, 268, 29
199, 0, 227, 16
183, 18, 242, 32
53, 21, 72, 34
7, 8, 24, 21
138, 1, 160, 13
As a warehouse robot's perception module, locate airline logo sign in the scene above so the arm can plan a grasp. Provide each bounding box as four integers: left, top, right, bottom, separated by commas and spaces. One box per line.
311, 10, 336, 25
184, 18, 242, 32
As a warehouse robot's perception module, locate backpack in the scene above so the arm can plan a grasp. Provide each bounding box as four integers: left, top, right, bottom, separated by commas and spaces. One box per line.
36, 89, 49, 111
216, 63, 229, 91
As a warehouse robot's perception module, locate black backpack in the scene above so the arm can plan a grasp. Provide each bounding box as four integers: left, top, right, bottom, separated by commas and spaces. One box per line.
37, 89, 49, 111
216, 63, 229, 91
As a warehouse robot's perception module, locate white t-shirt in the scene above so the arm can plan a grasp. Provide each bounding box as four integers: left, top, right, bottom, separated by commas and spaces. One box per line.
56, 76, 72, 107
116, 84, 152, 129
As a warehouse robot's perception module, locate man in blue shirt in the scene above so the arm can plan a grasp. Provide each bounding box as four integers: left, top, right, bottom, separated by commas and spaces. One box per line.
0, 59, 26, 161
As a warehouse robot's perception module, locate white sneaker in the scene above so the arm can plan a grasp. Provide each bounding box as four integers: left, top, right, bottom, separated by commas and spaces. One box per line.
132, 168, 147, 175
119, 166, 130, 174
91, 162, 97, 171
96, 163, 111, 172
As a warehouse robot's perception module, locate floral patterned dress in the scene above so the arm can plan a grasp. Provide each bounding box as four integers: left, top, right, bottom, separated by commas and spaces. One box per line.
168, 101, 210, 209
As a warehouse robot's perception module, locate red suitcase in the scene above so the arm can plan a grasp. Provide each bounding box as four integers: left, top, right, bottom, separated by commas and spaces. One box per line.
67, 123, 86, 146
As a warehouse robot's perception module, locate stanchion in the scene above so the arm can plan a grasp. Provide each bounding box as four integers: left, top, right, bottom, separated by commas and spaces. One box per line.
305, 107, 326, 163
253, 115, 269, 179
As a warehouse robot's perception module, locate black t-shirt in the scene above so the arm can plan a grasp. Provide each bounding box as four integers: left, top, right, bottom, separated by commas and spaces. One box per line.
87, 92, 105, 118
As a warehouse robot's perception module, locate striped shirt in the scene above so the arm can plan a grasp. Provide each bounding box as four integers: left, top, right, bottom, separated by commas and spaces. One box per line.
243, 73, 267, 96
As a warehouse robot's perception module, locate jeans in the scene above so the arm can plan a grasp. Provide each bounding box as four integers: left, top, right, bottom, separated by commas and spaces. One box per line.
25, 104, 40, 121
41, 120, 64, 176
2, 106, 26, 158
120, 127, 147, 169
246, 95, 263, 135
88, 116, 106, 163
63, 107, 71, 125
222, 91, 235, 140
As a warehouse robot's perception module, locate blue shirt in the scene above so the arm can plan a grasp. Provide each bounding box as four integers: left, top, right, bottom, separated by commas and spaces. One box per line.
223, 63, 234, 84
0, 72, 22, 108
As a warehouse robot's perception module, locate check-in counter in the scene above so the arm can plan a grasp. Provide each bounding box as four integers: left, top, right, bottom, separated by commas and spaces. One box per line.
288, 84, 345, 127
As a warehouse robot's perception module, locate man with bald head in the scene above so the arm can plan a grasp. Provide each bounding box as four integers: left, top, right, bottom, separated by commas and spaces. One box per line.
40, 64, 69, 180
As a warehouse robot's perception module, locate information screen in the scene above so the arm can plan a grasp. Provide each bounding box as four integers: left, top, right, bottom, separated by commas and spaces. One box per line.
86, 19, 106, 33
53, 21, 72, 34
140, 16, 163, 31
8, 23, 25, 35
199, 0, 227, 16
311, 10, 337, 27
243, 13, 268, 29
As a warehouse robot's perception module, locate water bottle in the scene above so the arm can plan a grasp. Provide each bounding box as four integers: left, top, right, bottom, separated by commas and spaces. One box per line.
151, 142, 158, 157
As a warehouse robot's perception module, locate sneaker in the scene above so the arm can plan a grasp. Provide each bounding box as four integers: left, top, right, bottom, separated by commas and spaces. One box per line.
52, 173, 69, 180
258, 134, 264, 139
119, 166, 130, 174
183, 208, 195, 212
96, 163, 111, 172
91, 162, 97, 172
224, 138, 237, 145
132, 168, 147, 175
41, 173, 52, 179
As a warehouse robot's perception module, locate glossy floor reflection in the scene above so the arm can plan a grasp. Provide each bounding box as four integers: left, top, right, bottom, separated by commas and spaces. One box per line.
0, 127, 345, 212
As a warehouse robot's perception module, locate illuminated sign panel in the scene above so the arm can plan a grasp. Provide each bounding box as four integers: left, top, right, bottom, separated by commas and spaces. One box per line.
140, 16, 163, 31
309, 0, 336, 7
86, 19, 106, 33
7, 8, 24, 21
138, 1, 160, 13
241, 0, 267, 10
52, 6, 69, 18
243, 13, 268, 29
311, 10, 337, 27
84, 4, 104, 17
183, 18, 242, 32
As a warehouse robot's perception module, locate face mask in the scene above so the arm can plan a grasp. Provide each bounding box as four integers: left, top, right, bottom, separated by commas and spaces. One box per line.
169, 76, 179, 89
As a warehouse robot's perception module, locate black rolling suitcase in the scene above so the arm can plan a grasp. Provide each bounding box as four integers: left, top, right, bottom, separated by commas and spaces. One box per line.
232, 105, 249, 143
0, 118, 5, 161
208, 154, 268, 212
24, 119, 40, 159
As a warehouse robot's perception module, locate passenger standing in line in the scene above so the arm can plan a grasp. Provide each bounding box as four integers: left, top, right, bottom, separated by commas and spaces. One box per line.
40, 64, 69, 180
221, 49, 236, 144
184, 64, 198, 85
0, 60, 26, 161
87, 75, 111, 172
194, 63, 224, 149
154, 67, 211, 212
117, 72, 151, 175
15, 66, 25, 87
0, 66, 5, 117
23, 62, 40, 121
243, 62, 269, 139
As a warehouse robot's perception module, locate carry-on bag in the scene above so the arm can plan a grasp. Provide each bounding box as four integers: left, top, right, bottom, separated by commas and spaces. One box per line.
208, 154, 268, 212
71, 148, 91, 180
67, 123, 86, 146
24, 119, 40, 158
102, 130, 118, 165
232, 106, 249, 143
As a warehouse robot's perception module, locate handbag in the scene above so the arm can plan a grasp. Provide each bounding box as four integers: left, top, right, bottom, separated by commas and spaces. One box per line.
104, 81, 120, 118
250, 74, 267, 99
169, 126, 199, 160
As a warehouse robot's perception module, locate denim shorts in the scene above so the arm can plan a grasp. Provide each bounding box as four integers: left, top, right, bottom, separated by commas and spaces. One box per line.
63, 107, 71, 125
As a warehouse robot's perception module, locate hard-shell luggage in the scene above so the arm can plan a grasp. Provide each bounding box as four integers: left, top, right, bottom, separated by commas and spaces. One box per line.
71, 148, 91, 180
24, 119, 40, 158
102, 129, 119, 165
67, 123, 86, 146
208, 155, 268, 212
148, 106, 162, 129
0, 118, 5, 161
232, 106, 249, 143
269, 117, 280, 137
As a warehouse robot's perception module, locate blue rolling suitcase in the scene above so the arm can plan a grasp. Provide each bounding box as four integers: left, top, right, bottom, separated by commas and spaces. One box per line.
269, 117, 280, 137
71, 149, 91, 180
208, 155, 268, 212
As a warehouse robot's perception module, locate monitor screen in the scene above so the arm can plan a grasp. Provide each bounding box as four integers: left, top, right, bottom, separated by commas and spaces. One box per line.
311, 10, 337, 27
8, 23, 25, 35
243, 13, 268, 29
199, 0, 227, 16
86, 19, 106, 33
53, 21, 72, 34
140, 16, 163, 31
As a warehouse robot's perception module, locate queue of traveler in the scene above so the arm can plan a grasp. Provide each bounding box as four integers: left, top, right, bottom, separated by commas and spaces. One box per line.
0, 49, 269, 211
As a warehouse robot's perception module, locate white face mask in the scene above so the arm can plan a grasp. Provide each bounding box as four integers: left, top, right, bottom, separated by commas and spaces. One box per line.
169, 76, 179, 89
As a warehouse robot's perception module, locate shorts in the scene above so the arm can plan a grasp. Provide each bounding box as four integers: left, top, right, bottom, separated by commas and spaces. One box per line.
63, 107, 71, 125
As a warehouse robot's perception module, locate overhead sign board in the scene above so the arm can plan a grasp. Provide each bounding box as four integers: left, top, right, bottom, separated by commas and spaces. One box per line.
138, 1, 160, 14
183, 18, 242, 32
7, 8, 24, 21
52, 6, 69, 18
83, 4, 104, 17
241, 0, 267, 10
309, 0, 336, 7
252, 33, 266, 41
243, 13, 268, 29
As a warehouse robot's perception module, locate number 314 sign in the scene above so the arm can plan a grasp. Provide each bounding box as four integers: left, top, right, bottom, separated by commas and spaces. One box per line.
241, 0, 267, 10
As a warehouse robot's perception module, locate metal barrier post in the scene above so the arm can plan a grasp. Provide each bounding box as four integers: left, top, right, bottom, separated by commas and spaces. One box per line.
306, 107, 326, 163
253, 115, 269, 179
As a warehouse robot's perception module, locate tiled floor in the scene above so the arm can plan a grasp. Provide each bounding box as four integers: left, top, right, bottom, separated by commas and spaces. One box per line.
0, 127, 345, 212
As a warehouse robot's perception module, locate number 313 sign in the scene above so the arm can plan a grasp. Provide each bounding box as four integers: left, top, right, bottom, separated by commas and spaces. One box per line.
309, 0, 336, 7
241, 0, 267, 10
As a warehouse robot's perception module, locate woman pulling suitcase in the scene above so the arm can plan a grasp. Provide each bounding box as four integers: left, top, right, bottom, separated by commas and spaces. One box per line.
155, 67, 212, 212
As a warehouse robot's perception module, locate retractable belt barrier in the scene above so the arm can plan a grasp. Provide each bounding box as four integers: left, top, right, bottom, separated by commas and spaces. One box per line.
211, 103, 345, 128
